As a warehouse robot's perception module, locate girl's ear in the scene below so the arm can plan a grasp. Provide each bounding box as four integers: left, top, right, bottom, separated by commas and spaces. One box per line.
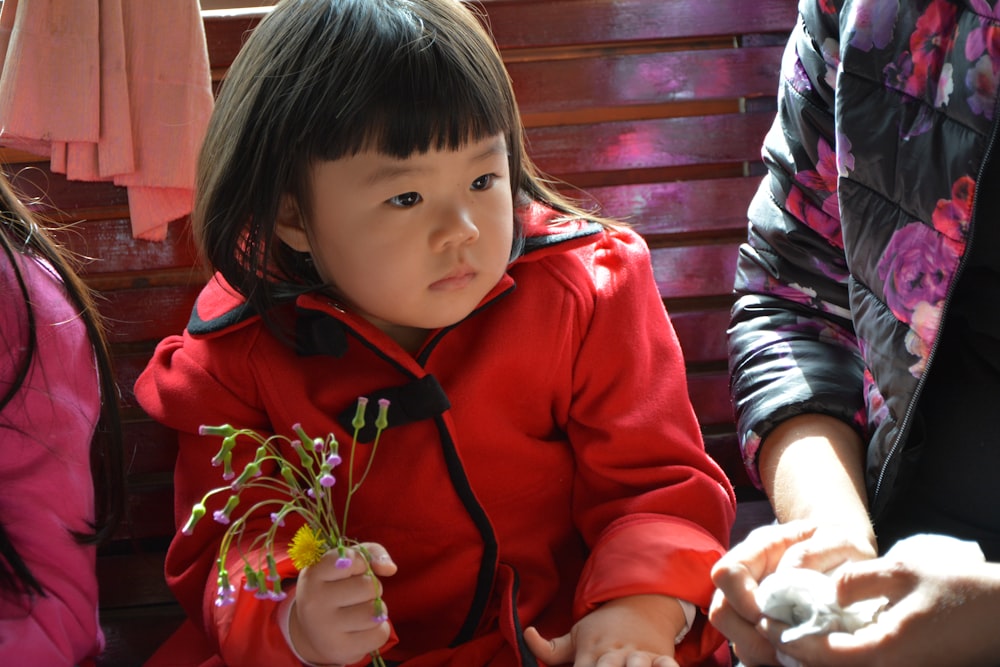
274, 194, 311, 252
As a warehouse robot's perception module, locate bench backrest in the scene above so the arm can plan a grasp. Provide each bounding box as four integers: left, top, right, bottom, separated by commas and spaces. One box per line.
0, 2, 795, 664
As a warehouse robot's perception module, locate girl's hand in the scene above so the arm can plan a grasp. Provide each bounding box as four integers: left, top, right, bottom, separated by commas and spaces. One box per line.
288, 542, 397, 665
523, 594, 682, 667
709, 520, 876, 667
759, 555, 1000, 667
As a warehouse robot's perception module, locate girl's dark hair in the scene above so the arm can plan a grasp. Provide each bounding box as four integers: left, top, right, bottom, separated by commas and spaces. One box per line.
0, 171, 125, 598
195, 0, 607, 330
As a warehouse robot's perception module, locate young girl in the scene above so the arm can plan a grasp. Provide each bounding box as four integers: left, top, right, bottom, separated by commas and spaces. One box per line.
135, 1, 736, 665
0, 170, 124, 665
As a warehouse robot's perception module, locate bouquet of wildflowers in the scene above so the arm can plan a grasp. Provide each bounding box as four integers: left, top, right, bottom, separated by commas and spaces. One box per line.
181, 396, 391, 666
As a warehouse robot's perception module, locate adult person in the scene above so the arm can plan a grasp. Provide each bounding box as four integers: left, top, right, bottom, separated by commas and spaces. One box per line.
710, 1, 1000, 665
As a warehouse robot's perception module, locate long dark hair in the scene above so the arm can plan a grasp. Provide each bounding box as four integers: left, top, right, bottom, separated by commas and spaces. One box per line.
0, 171, 125, 597
194, 0, 609, 332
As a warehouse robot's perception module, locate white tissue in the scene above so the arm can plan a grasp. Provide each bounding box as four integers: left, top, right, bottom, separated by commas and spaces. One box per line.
754, 533, 984, 643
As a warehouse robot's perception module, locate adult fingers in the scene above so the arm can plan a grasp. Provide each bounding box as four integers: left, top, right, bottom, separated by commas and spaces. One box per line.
779, 527, 878, 574
708, 588, 780, 667
713, 521, 818, 621
833, 558, 915, 608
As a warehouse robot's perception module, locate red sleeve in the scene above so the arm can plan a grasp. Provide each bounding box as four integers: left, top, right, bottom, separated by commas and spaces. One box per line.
136, 331, 308, 665
565, 227, 736, 660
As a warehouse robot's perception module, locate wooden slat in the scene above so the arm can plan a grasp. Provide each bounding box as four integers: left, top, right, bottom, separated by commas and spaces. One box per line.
122, 421, 180, 477
670, 308, 730, 366
98, 552, 174, 609
114, 351, 157, 409
703, 433, 748, 489
201, 0, 798, 62
651, 243, 739, 302
100, 284, 202, 344
118, 486, 176, 542
688, 372, 735, 427
97, 606, 185, 667
53, 219, 199, 276
203, 11, 263, 73
4, 165, 129, 220
477, 0, 797, 50
588, 176, 759, 241
509, 46, 783, 121
526, 112, 773, 181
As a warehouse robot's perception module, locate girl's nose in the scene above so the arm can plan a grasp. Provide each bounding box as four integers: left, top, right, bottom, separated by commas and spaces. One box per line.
432, 204, 479, 249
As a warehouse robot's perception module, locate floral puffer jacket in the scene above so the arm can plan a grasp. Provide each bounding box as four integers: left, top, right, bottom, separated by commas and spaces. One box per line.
729, 0, 1000, 521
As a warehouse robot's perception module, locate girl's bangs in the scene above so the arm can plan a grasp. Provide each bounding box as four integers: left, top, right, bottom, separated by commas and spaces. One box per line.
312, 12, 516, 160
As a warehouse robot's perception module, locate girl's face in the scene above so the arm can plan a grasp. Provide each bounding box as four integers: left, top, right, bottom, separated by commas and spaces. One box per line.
277, 133, 515, 351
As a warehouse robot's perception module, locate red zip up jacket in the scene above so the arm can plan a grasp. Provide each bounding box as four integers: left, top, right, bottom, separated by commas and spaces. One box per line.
135, 203, 736, 667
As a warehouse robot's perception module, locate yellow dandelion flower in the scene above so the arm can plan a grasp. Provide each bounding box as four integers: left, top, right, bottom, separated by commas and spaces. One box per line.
289, 525, 327, 570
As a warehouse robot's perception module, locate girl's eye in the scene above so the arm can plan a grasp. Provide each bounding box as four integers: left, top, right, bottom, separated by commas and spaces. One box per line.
387, 191, 421, 208
471, 173, 495, 191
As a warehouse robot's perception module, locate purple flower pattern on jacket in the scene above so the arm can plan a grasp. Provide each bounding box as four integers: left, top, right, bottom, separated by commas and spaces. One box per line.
787, 137, 845, 248
848, 0, 898, 52
862, 368, 888, 433
877, 175, 972, 376
965, 1, 1000, 118
884, 0, 959, 108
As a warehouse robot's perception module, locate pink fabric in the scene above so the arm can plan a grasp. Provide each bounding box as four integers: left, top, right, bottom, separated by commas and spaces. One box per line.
0, 0, 214, 240
0, 249, 103, 664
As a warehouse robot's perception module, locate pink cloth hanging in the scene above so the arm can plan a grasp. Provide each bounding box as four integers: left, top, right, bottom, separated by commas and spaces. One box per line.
0, 0, 214, 241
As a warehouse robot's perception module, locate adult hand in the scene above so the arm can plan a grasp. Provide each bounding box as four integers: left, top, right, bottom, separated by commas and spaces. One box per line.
709, 520, 876, 666
524, 594, 682, 667
288, 542, 397, 665
758, 550, 1000, 667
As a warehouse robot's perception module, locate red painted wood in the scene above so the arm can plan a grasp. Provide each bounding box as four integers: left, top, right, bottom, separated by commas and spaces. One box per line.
588, 176, 759, 240
526, 112, 773, 179
508, 46, 783, 115
670, 308, 730, 366
476, 0, 797, 50
100, 284, 201, 344
116, 485, 175, 542
121, 422, 181, 477
651, 243, 740, 301
201, 1, 798, 61
688, 372, 736, 427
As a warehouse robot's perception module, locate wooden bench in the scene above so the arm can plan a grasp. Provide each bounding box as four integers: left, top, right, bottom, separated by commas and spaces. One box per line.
0, 1, 795, 664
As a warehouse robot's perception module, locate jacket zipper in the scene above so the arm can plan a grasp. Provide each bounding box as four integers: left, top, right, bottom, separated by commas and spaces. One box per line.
872, 92, 1000, 510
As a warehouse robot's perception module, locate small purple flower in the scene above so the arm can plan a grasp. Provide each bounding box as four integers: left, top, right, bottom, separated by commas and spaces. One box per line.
326, 453, 342, 467
213, 496, 240, 525
215, 580, 237, 607
320, 473, 337, 488
335, 556, 353, 569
